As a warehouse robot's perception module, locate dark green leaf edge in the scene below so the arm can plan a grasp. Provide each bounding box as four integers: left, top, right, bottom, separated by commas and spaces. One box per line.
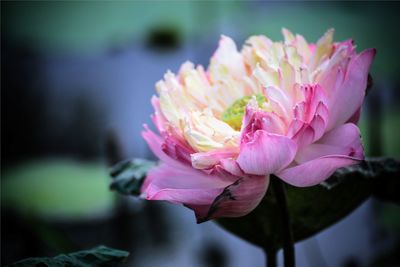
8, 246, 130, 267
109, 158, 156, 196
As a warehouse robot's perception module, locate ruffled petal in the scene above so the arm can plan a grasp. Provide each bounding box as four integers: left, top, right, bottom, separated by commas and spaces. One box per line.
276, 123, 364, 187
292, 102, 329, 148
237, 130, 297, 175
161, 133, 195, 165
291, 123, 315, 149
289, 84, 329, 147
241, 101, 287, 136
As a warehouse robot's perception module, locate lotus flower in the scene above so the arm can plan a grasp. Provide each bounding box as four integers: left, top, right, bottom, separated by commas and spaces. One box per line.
141, 28, 375, 223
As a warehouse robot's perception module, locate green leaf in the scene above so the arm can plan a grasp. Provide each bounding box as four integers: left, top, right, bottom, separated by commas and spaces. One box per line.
8, 246, 129, 267
217, 158, 400, 250
109, 158, 156, 196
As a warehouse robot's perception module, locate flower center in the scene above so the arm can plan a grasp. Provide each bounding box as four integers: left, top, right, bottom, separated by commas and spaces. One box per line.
221, 94, 267, 130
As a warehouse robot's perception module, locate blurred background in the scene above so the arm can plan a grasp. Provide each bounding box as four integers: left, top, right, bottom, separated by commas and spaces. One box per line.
2, 1, 400, 267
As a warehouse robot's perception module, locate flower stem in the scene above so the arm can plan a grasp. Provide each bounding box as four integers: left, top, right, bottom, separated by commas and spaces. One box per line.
271, 175, 295, 267
264, 248, 277, 267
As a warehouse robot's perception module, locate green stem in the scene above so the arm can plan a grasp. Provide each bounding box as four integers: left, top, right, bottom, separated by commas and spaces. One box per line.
271, 175, 295, 267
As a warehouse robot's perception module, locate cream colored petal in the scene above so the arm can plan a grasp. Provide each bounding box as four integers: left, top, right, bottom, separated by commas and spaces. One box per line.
183, 110, 240, 152
285, 46, 302, 69
253, 64, 280, 88
209, 35, 246, 82
282, 28, 295, 44
309, 28, 334, 71
295, 34, 311, 63
279, 59, 296, 95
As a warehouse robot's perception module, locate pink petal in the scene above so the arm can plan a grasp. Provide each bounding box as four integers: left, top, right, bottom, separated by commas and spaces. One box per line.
347, 107, 362, 124
265, 96, 289, 121
142, 163, 269, 223
303, 85, 327, 118
294, 84, 327, 122
276, 123, 364, 187
142, 125, 187, 169
327, 48, 376, 130
321, 39, 355, 75
237, 130, 297, 175
287, 118, 303, 138
162, 133, 195, 165
261, 112, 288, 135
299, 122, 364, 161
143, 163, 232, 201
264, 86, 292, 118
219, 158, 244, 177
242, 104, 287, 137
276, 156, 361, 187
149, 97, 191, 161
191, 175, 269, 222
318, 64, 344, 97
291, 123, 315, 149
308, 114, 326, 142
294, 103, 328, 147
289, 84, 329, 147
290, 100, 329, 148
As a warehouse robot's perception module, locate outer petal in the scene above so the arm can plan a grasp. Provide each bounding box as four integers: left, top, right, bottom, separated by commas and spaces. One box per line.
297, 123, 363, 162
190, 175, 270, 223
237, 130, 297, 175
347, 107, 362, 125
142, 163, 233, 202
142, 163, 269, 223
275, 156, 361, 187
326, 48, 376, 130
276, 123, 364, 187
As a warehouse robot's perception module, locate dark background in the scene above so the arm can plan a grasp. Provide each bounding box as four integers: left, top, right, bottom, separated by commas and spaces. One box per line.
2, 1, 400, 267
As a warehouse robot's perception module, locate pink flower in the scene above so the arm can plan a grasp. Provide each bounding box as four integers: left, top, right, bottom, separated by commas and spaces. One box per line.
141, 29, 376, 223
